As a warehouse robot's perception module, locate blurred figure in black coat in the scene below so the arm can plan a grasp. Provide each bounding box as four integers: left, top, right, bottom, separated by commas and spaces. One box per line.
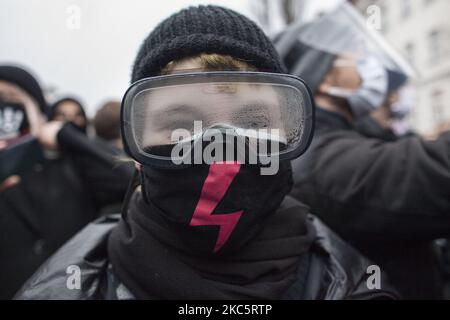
0, 65, 133, 299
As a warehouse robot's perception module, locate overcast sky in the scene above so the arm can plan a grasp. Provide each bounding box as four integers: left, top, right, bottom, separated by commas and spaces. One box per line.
0, 0, 340, 115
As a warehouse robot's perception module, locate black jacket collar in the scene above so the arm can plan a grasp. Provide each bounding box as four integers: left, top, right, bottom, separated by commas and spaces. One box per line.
315, 107, 352, 136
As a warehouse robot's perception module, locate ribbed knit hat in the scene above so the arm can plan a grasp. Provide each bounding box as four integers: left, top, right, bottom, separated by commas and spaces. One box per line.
131, 5, 285, 82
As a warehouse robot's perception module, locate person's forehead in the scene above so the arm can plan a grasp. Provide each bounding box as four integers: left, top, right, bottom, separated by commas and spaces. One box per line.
56, 101, 82, 113
144, 82, 280, 114
0, 80, 35, 105
0, 80, 22, 94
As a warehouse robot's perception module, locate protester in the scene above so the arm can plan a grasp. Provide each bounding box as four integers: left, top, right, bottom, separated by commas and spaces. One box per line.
91, 100, 129, 214
0, 66, 99, 299
15, 6, 397, 300
274, 3, 450, 299
0, 65, 133, 299
48, 97, 87, 133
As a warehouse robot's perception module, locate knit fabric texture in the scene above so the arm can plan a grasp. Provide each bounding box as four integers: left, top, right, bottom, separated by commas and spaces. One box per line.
131, 5, 285, 82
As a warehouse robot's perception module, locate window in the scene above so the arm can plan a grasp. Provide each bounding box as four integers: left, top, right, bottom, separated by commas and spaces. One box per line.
401, 0, 412, 19
428, 30, 442, 63
380, 3, 389, 33
405, 42, 415, 66
431, 89, 445, 125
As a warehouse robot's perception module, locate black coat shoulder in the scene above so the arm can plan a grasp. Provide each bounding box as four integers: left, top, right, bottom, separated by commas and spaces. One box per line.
15, 215, 119, 300
15, 211, 398, 300
307, 214, 398, 300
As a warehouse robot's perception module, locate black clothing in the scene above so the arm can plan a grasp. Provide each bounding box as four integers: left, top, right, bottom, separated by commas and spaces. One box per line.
58, 124, 133, 211
137, 161, 293, 255
15, 202, 398, 300
0, 154, 96, 299
0, 124, 132, 299
131, 5, 285, 81
290, 108, 450, 299
354, 115, 398, 142
108, 192, 314, 299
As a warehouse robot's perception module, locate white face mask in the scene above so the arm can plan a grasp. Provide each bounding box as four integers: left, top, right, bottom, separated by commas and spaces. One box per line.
325, 55, 388, 118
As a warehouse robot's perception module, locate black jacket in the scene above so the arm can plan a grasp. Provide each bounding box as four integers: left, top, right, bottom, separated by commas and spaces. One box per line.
0, 155, 97, 300
291, 108, 450, 299
0, 124, 132, 299
58, 127, 134, 213
15, 210, 398, 300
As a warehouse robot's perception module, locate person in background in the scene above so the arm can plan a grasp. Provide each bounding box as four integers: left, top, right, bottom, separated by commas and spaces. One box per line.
48, 97, 87, 133
274, 3, 450, 299
90, 100, 128, 214
0, 65, 134, 299
93, 101, 122, 149
16, 6, 397, 300
354, 85, 416, 141
48, 98, 133, 213
0, 65, 98, 299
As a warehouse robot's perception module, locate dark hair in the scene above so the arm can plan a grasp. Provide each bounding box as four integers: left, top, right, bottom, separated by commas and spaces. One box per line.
94, 101, 121, 141
48, 97, 86, 121
0, 65, 48, 114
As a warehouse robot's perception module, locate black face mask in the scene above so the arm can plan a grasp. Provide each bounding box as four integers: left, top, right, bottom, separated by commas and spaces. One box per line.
354, 115, 398, 142
69, 121, 87, 135
0, 101, 30, 141
140, 161, 293, 256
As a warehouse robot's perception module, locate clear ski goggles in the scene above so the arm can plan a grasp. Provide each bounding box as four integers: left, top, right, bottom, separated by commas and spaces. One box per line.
121, 72, 315, 168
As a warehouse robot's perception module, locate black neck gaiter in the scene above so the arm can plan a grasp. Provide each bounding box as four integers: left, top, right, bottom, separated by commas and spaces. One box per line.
108, 162, 316, 299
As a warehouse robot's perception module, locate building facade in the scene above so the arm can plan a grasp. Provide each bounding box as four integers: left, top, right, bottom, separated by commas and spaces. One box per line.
356, 0, 450, 134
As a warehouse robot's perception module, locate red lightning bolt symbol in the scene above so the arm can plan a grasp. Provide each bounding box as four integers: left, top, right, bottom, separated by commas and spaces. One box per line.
189, 162, 243, 253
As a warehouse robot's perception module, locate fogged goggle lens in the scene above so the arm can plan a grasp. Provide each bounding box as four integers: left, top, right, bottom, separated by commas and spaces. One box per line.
122, 72, 314, 167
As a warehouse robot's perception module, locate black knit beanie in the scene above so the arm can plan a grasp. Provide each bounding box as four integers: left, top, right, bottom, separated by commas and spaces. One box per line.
0, 65, 48, 115
131, 5, 285, 82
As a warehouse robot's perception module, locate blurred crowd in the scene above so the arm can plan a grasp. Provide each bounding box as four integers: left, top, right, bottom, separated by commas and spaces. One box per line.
0, 65, 134, 299
1, 3, 450, 300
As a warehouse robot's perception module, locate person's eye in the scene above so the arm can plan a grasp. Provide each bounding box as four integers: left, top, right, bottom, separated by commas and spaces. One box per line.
233, 112, 270, 129
232, 103, 272, 129
249, 115, 270, 128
